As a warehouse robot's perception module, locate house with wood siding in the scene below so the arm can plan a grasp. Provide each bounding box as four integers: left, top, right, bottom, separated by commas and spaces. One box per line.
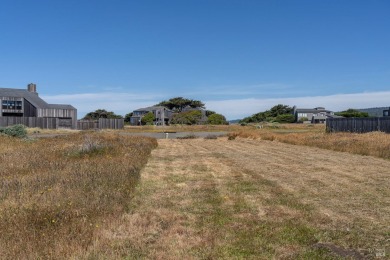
294, 107, 337, 123
130, 106, 173, 126
357, 107, 390, 117
0, 83, 77, 129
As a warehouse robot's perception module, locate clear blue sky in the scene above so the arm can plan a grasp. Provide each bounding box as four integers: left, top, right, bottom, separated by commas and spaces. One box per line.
0, 0, 389, 119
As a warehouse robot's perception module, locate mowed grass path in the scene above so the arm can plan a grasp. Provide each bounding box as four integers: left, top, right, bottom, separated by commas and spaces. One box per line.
97, 138, 389, 259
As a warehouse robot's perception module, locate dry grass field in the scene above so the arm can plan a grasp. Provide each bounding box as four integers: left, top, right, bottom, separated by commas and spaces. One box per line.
1, 125, 390, 258
87, 137, 389, 259
230, 124, 390, 160
0, 132, 157, 259
123, 124, 239, 133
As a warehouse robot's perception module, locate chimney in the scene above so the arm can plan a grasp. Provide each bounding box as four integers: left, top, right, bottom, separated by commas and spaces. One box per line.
27, 83, 38, 95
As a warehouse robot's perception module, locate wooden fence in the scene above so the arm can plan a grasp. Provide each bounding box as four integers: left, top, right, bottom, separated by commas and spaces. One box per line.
0, 117, 58, 129
98, 118, 124, 129
0, 117, 124, 130
77, 120, 99, 130
326, 117, 390, 133
77, 118, 124, 130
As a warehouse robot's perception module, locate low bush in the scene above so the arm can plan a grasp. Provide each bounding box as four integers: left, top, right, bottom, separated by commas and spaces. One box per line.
67, 134, 110, 157
0, 124, 27, 138
207, 113, 228, 125
228, 133, 238, 140
177, 133, 197, 139
172, 110, 202, 125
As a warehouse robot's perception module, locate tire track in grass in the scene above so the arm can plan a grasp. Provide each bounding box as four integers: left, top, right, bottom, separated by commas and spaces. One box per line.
90, 138, 388, 259
198, 138, 389, 258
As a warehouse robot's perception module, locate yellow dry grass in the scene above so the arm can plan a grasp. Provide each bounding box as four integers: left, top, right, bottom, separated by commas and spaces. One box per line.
2, 124, 390, 258
123, 124, 240, 133
26, 127, 81, 135
0, 132, 157, 258
230, 124, 390, 160
85, 137, 390, 259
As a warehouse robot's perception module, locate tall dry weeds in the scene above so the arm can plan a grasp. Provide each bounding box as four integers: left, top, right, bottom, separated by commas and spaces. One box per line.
229, 126, 390, 159
0, 132, 157, 258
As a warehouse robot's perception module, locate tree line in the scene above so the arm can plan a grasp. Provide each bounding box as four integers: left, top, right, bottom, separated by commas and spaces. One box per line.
82, 97, 228, 125
239, 105, 370, 124
239, 104, 296, 124
82, 99, 370, 126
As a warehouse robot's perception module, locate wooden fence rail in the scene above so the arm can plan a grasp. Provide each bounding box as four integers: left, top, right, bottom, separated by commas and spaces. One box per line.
77, 120, 99, 130
98, 118, 124, 129
77, 119, 124, 130
0, 117, 124, 130
326, 117, 390, 133
0, 117, 58, 129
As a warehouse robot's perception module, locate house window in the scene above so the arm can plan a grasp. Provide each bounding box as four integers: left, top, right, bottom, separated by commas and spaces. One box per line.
134, 111, 143, 116
2, 100, 22, 110
16, 101, 22, 110
2, 100, 8, 109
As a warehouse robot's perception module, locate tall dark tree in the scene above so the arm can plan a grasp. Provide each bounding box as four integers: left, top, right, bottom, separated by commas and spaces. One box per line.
335, 109, 369, 118
239, 104, 294, 123
83, 109, 123, 120
205, 110, 216, 117
124, 112, 133, 123
171, 110, 203, 125
268, 104, 294, 117
157, 97, 205, 112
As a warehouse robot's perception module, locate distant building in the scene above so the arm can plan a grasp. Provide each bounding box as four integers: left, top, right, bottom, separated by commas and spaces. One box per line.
130, 106, 173, 126
181, 106, 208, 124
357, 107, 390, 117
0, 83, 77, 128
294, 107, 338, 123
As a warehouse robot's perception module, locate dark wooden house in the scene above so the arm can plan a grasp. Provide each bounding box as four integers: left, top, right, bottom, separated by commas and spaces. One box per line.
130, 106, 173, 126
0, 83, 77, 129
357, 107, 390, 117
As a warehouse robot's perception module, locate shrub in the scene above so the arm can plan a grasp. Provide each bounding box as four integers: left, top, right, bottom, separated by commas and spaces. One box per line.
172, 110, 202, 125
274, 114, 296, 123
0, 124, 27, 138
68, 135, 109, 157
299, 117, 309, 122
141, 112, 155, 125
177, 134, 197, 139
83, 109, 123, 120
228, 133, 238, 140
335, 109, 369, 118
207, 113, 228, 125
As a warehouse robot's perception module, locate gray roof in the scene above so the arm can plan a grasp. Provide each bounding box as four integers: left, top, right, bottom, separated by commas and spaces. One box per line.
0, 88, 75, 110
47, 104, 76, 110
295, 108, 332, 113
133, 106, 171, 112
